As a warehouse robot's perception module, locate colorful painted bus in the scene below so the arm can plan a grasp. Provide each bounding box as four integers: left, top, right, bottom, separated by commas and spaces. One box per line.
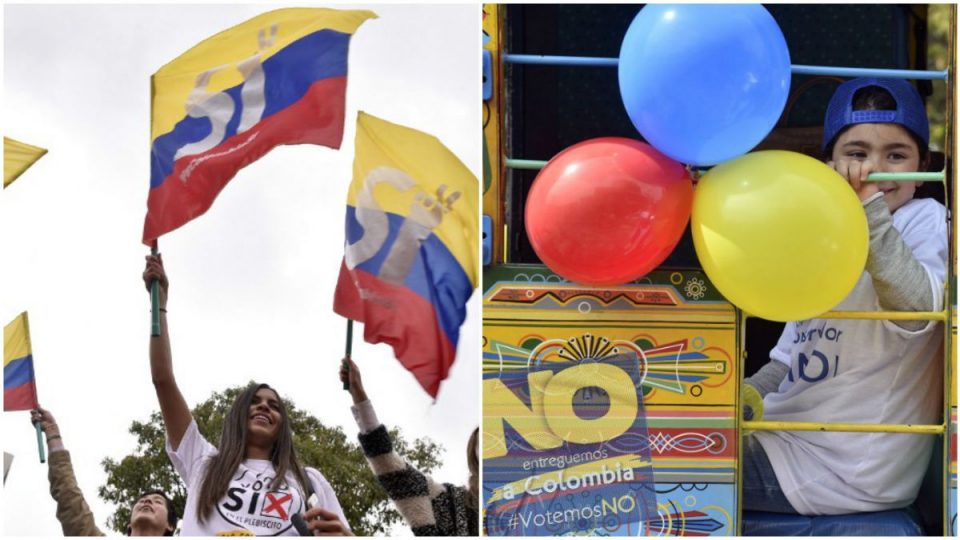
481, 4, 956, 536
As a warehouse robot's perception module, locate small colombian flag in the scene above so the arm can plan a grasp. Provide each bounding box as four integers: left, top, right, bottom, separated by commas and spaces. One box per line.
4, 137, 47, 188
4, 312, 38, 411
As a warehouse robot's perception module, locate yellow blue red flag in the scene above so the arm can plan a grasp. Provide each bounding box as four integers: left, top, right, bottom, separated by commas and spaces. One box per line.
144, 8, 376, 245
334, 113, 478, 397
4, 137, 47, 188
4, 312, 37, 411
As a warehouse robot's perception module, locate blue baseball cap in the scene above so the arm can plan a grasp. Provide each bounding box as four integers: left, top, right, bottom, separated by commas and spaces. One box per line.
822, 77, 929, 152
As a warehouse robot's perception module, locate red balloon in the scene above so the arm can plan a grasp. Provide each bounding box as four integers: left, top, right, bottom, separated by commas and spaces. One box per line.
525, 138, 693, 286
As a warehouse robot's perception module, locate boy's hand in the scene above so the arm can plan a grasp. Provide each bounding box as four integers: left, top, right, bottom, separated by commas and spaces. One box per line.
828, 159, 880, 203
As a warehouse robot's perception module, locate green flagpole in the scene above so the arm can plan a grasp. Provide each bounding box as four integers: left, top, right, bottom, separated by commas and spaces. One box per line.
33, 422, 45, 464
343, 320, 353, 391
151, 245, 160, 337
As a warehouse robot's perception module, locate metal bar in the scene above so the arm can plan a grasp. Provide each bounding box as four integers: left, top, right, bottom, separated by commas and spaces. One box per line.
865, 171, 946, 182
791, 64, 949, 80
793, 310, 948, 321
507, 159, 946, 186
744, 420, 946, 434
503, 54, 950, 80
506, 158, 547, 170
504, 54, 618, 67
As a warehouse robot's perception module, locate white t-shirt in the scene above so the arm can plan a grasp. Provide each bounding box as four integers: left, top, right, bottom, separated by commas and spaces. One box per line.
755, 198, 947, 515
166, 420, 350, 536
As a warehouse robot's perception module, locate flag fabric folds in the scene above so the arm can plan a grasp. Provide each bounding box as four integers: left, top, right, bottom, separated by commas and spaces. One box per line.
143, 8, 376, 245
4, 312, 38, 411
4, 137, 47, 188
334, 113, 478, 398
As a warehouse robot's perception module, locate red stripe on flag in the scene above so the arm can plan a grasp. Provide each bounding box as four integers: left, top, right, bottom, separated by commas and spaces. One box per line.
4, 380, 37, 411
334, 260, 456, 398
143, 76, 347, 244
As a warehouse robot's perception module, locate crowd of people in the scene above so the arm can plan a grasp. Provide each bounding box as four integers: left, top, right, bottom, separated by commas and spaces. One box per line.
27, 255, 478, 537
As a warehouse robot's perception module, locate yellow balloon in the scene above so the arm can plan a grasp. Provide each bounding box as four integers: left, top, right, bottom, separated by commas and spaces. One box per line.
691, 150, 868, 322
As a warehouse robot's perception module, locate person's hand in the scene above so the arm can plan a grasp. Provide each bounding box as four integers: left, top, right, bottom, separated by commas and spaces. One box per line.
828, 158, 880, 203
303, 507, 353, 536
339, 357, 367, 404
142, 255, 169, 309
30, 407, 59, 437
31, 407, 65, 451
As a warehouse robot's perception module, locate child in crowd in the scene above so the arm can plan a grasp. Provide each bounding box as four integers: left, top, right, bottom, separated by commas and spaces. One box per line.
741, 77, 948, 515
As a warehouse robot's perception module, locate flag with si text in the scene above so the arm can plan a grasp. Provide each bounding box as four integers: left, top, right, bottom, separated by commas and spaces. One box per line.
144, 8, 376, 244
334, 113, 478, 398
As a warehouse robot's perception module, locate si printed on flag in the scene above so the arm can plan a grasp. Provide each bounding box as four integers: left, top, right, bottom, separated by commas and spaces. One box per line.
334, 112, 478, 398
144, 8, 375, 245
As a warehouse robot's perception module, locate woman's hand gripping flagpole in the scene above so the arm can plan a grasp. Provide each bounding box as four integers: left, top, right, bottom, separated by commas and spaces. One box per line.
343, 319, 353, 391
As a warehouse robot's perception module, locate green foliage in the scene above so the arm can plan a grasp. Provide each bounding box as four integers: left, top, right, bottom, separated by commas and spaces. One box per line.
99, 384, 443, 536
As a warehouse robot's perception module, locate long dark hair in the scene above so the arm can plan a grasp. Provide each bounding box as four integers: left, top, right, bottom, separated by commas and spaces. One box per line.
195, 383, 310, 523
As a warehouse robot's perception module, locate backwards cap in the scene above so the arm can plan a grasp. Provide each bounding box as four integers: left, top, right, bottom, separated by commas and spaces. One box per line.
822, 77, 929, 152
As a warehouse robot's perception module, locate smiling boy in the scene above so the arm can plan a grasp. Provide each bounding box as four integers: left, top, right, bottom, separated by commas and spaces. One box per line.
741, 78, 949, 515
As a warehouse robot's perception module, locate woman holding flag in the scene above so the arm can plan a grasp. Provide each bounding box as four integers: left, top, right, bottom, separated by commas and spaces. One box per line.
143, 255, 352, 536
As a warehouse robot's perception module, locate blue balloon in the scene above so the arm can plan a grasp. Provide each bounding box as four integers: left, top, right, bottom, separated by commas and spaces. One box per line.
618, 5, 791, 166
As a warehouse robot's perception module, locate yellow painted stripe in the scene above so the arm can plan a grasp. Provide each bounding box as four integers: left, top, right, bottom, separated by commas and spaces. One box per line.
4, 312, 32, 366
152, 8, 376, 140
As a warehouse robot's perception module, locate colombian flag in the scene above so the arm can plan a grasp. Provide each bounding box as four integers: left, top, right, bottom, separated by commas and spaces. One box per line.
4, 313, 38, 411
144, 8, 376, 245
4, 137, 47, 188
334, 113, 478, 398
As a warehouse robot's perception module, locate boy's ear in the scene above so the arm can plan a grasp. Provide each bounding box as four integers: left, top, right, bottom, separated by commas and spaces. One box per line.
921, 153, 932, 172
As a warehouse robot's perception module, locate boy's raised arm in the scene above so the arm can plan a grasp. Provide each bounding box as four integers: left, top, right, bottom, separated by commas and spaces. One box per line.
862, 195, 944, 331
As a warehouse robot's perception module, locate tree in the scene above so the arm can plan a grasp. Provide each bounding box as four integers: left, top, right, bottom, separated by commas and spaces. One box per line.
98, 384, 443, 536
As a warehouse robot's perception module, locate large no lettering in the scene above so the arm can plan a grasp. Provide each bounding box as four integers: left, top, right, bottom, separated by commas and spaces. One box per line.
691, 151, 869, 321
483, 362, 639, 458
543, 363, 638, 445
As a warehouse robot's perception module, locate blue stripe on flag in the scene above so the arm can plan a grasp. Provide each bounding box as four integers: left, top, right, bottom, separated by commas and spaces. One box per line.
150, 29, 351, 188
4, 355, 34, 390
345, 206, 473, 348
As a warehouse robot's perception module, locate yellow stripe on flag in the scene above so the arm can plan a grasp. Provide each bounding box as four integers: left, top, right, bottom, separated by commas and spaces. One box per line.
4, 312, 32, 367
350, 112, 479, 286
4, 138, 47, 188
151, 8, 376, 141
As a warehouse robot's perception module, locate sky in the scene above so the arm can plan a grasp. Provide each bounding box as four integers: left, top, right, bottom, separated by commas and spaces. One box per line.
2, 4, 480, 536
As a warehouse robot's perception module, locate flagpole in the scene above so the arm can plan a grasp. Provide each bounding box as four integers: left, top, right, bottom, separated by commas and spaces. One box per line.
343, 320, 353, 391
33, 422, 45, 464
150, 244, 161, 337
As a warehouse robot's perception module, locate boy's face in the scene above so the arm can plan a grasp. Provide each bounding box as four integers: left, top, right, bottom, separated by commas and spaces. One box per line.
830, 123, 922, 213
